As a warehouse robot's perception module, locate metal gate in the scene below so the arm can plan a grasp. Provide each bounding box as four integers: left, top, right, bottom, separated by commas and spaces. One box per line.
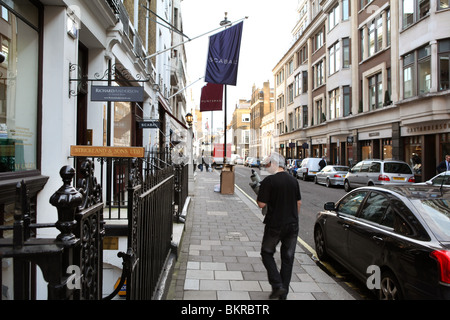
0, 154, 186, 300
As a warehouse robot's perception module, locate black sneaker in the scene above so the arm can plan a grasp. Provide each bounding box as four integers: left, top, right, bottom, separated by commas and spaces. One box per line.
269, 287, 287, 299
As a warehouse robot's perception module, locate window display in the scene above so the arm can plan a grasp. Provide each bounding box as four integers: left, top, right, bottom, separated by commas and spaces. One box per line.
0, 3, 39, 173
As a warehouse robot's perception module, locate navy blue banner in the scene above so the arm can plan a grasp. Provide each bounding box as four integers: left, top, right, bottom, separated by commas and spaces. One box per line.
205, 22, 244, 86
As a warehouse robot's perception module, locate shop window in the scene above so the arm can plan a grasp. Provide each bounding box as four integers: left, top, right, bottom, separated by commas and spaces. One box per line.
114, 101, 132, 146
383, 139, 392, 159
0, 4, 40, 173
405, 136, 422, 175
362, 141, 372, 159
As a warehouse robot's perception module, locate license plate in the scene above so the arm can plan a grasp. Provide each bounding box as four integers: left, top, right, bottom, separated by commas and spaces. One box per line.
393, 177, 405, 181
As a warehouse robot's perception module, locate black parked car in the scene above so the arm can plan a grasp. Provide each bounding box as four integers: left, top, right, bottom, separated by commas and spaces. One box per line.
314, 185, 450, 300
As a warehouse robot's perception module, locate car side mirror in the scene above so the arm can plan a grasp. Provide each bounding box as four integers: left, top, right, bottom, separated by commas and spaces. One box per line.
324, 202, 335, 211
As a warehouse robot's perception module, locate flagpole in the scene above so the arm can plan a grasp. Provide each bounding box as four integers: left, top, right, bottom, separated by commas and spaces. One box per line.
220, 13, 230, 166
168, 77, 203, 100
143, 16, 248, 61
223, 84, 227, 165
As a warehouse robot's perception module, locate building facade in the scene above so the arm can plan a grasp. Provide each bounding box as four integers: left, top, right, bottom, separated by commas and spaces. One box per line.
249, 82, 274, 158
230, 99, 250, 159
0, 0, 188, 299
273, 0, 450, 182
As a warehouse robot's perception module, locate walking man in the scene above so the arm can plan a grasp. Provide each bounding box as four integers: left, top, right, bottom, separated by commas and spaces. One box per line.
257, 152, 301, 300
436, 154, 450, 174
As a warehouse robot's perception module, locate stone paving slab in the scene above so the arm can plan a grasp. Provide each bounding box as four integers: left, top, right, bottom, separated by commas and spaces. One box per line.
167, 170, 355, 301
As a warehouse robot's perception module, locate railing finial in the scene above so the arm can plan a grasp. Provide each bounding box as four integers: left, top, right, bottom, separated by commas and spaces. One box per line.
50, 165, 83, 244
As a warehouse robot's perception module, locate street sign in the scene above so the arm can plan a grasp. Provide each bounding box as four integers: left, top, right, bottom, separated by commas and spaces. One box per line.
137, 120, 160, 129
91, 86, 144, 102
114, 278, 126, 297
70, 145, 145, 158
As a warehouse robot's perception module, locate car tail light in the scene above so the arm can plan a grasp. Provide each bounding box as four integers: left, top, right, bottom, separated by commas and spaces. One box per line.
408, 176, 415, 183
378, 174, 390, 181
431, 250, 450, 284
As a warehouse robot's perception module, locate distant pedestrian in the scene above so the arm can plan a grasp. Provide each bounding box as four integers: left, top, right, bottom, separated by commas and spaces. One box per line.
257, 152, 301, 300
319, 157, 327, 171
436, 154, 450, 173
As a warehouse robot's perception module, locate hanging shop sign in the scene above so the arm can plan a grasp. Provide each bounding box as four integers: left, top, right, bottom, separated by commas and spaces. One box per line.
70, 145, 145, 158
137, 120, 160, 129
91, 86, 144, 102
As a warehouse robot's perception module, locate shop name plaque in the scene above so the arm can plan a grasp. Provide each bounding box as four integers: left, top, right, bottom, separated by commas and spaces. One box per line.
91, 86, 144, 102
70, 145, 145, 158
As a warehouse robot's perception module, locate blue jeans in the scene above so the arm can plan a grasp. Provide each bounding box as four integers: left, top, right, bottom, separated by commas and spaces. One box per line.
261, 222, 299, 294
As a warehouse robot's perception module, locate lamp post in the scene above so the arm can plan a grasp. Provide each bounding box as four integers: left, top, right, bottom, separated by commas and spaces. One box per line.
185, 112, 193, 128
185, 111, 195, 195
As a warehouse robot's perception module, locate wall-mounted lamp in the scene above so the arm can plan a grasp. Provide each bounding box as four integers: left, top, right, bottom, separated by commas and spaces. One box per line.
185, 113, 193, 128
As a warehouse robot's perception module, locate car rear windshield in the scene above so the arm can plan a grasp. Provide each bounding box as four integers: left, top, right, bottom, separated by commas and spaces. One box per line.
334, 166, 348, 171
383, 163, 412, 174
419, 199, 450, 241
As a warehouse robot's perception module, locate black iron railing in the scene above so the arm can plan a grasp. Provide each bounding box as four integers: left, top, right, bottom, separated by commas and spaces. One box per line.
1, 146, 188, 300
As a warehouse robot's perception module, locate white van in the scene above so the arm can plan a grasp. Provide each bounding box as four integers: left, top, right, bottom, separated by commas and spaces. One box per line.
298, 158, 323, 181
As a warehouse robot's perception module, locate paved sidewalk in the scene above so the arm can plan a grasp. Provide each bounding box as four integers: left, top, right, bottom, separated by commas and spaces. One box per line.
167, 169, 355, 300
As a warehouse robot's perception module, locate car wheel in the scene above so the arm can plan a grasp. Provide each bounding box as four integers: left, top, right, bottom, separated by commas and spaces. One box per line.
379, 271, 403, 300
344, 180, 351, 192
314, 176, 318, 184
314, 226, 329, 261
303, 173, 307, 181
326, 178, 331, 188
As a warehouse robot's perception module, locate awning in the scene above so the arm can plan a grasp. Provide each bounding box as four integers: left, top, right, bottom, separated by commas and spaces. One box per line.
158, 94, 188, 130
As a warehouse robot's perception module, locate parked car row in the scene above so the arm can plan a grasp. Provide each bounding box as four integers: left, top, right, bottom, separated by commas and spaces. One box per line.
295, 158, 421, 191
244, 157, 260, 168
310, 159, 450, 300
314, 184, 450, 300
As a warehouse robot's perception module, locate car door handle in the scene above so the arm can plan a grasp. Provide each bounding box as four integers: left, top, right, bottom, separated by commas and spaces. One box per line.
342, 223, 350, 229
372, 236, 383, 242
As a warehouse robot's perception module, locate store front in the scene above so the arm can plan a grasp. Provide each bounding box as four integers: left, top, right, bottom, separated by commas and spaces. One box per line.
402, 121, 450, 182
0, 0, 45, 300
311, 137, 327, 159
358, 128, 393, 160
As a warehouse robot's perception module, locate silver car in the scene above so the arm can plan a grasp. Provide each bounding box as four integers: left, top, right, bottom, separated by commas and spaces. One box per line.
344, 159, 415, 192
314, 165, 349, 187
418, 170, 450, 187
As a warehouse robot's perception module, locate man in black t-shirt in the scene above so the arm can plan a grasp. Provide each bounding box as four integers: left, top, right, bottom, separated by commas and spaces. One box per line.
257, 152, 301, 300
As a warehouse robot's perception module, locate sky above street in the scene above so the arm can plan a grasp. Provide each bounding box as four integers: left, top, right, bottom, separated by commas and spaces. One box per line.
180, 0, 298, 130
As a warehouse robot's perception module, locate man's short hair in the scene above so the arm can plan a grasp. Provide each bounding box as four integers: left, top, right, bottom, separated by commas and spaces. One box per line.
262, 152, 285, 169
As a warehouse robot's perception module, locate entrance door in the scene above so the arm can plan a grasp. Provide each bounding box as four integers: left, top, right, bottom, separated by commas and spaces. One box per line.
76, 43, 89, 181
76, 42, 88, 146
